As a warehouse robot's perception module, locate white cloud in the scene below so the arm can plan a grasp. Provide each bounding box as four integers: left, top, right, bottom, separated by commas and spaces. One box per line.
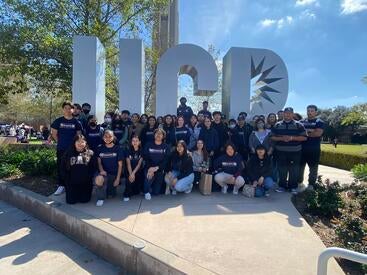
300, 9, 316, 19
295, 0, 319, 7
259, 16, 294, 29
341, 0, 367, 14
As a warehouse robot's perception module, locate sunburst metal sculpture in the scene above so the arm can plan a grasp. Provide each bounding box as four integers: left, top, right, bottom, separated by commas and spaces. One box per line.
250, 56, 283, 110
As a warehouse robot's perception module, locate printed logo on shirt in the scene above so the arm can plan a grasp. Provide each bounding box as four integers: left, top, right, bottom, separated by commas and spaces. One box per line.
70, 155, 90, 165
146, 131, 154, 136
222, 162, 237, 167
88, 133, 100, 137
175, 130, 188, 135
149, 148, 165, 154
99, 152, 117, 158
60, 123, 76, 129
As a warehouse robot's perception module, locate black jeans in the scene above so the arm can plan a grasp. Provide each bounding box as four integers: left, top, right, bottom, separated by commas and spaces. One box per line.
276, 151, 302, 189
65, 183, 92, 204
299, 149, 321, 186
143, 169, 165, 195
124, 169, 144, 198
56, 149, 66, 187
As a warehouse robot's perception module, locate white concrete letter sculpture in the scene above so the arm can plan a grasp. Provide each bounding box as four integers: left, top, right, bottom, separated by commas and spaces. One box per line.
72, 36, 289, 118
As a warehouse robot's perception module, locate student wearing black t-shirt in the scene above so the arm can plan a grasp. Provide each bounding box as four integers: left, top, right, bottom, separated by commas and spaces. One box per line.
140, 116, 157, 147
51, 101, 82, 196
60, 134, 97, 204
123, 136, 144, 201
94, 130, 124, 207
175, 116, 191, 145
84, 115, 103, 151
143, 128, 170, 200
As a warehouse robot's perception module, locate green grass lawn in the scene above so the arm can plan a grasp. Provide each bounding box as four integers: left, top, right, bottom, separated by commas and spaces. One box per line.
321, 144, 367, 157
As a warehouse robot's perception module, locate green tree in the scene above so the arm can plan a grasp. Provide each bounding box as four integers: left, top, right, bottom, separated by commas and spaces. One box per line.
0, 0, 168, 108
342, 103, 367, 129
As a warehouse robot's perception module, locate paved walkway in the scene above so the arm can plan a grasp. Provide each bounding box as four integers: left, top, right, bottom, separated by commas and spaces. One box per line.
0, 201, 120, 275
48, 165, 351, 275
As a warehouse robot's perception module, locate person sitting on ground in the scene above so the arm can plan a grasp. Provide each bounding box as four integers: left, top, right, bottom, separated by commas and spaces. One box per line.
143, 128, 170, 200
94, 130, 124, 207
246, 145, 274, 197
165, 140, 195, 195
61, 134, 97, 204
214, 143, 245, 195
192, 139, 210, 184
123, 135, 144, 202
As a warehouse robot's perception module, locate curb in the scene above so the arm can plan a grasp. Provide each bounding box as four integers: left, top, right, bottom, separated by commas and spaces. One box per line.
0, 181, 215, 275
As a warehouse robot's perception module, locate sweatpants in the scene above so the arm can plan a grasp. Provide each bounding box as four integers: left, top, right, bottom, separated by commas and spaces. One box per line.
95, 174, 119, 200
299, 149, 321, 186
214, 172, 245, 191
123, 170, 144, 198
276, 151, 302, 189
65, 183, 92, 204
143, 169, 165, 195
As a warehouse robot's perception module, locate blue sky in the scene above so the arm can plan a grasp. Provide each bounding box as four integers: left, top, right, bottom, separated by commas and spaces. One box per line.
178, 0, 367, 113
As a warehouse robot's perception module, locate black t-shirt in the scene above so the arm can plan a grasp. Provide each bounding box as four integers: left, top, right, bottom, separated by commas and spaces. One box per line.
125, 148, 143, 170
51, 117, 82, 150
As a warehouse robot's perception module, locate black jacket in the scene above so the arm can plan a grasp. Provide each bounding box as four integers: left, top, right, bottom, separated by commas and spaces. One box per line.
167, 153, 194, 180
246, 155, 273, 182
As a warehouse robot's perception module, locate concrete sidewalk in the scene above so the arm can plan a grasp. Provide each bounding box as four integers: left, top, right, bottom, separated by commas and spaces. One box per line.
0, 200, 120, 275
48, 165, 350, 275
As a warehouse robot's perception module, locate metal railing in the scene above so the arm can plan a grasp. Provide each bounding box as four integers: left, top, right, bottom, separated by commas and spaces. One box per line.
317, 247, 367, 275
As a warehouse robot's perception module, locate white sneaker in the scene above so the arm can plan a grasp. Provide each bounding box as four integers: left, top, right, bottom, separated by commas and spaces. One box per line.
233, 186, 239, 195
184, 184, 193, 194
145, 193, 151, 200
53, 186, 65, 196
96, 200, 104, 207
171, 189, 177, 195
123, 197, 130, 202
291, 188, 298, 195
221, 185, 228, 194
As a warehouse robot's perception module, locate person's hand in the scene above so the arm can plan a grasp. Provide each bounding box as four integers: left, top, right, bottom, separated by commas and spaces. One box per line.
202, 168, 207, 173
252, 181, 258, 187
113, 178, 120, 187
209, 151, 214, 157
230, 176, 236, 184
147, 171, 154, 180
129, 173, 135, 183
172, 178, 177, 186
100, 170, 107, 177
283, 135, 292, 142
258, 177, 264, 185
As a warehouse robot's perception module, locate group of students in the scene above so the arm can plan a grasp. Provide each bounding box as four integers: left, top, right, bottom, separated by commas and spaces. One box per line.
51, 97, 324, 207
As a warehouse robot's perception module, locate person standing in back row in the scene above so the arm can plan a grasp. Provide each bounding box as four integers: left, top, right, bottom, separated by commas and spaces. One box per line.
299, 105, 324, 190
271, 107, 307, 195
177, 97, 193, 125
51, 101, 83, 196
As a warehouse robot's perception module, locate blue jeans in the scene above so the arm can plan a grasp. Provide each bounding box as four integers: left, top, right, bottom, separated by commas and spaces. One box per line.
169, 171, 195, 192
255, 177, 275, 197
144, 169, 164, 195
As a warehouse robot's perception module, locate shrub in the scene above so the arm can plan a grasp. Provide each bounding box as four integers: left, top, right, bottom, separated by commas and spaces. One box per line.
0, 146, 57, 178
304, 177, 344, 217
352, 163, 367, 182
320, 150, 367, 171
0, 163, 21, 178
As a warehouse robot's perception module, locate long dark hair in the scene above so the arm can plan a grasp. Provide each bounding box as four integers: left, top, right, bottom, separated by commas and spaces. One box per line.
224, 142, 237, 156
175, 140, 188, 157
130, 135, 142, 151
164, 114, 173, 128
65, 134, 93, 170
145, 115, 157, 130
195, 139, 209, 162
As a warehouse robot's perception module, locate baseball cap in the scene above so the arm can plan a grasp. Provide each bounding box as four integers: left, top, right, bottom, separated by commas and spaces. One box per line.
284, 107, 294, 113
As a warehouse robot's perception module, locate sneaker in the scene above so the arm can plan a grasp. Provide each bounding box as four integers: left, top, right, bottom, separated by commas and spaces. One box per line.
233, 186, 239, 195
291, 188, 298, 195
221, 185, 228, 194
165, 184, 171, 195
275, 187, 286, 193
145, 193, 151, 200
184, 184, 193, 194
96, 200, 104, 207
123, 197, 130, 202
265, 191, 270, 197
53, 186, 65, 196
171, 189, 177, 195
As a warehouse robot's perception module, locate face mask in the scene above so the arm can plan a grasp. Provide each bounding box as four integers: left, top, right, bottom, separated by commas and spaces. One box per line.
83, 109, 90, 115
90, 122, 97, 127
257, 122, 265, 129
104, 118, 112, 124
229, 124, 236, 129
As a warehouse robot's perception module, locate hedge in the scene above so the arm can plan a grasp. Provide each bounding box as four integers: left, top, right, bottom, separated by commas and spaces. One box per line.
320, 150, 367, 171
